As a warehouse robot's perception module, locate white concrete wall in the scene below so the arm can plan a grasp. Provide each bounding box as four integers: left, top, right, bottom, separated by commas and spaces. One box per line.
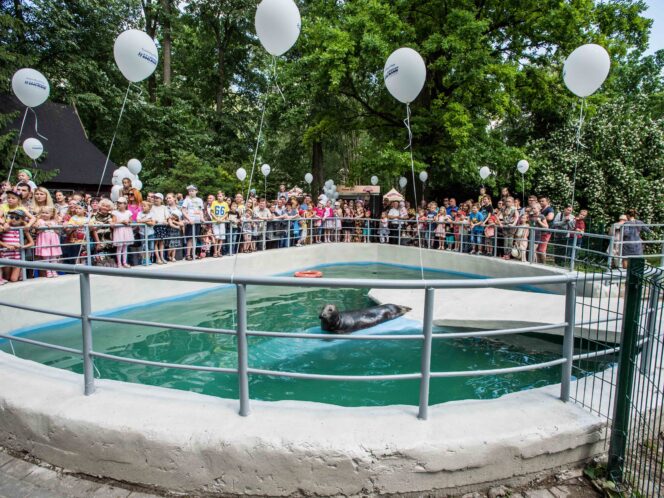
0, 351, 606, 496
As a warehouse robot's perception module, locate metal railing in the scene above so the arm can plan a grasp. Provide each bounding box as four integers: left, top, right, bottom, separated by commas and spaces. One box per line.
0, 256, 627, 420
3, 219, 661, 280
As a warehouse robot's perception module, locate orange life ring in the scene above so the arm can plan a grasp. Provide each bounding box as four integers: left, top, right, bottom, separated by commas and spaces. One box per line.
294, 270, 323, 278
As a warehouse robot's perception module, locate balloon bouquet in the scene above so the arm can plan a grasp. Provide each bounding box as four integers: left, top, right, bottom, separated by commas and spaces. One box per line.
99, 29, 159, 194
110, 158, 142, 202
8, 68, 50, 182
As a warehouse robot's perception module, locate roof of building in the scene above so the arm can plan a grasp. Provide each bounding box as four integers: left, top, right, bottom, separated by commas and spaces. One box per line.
0, 95, 114, 187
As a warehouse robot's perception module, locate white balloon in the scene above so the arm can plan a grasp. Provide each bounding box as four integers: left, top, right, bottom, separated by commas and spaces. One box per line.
330, 185, 337, 193
304, 173, 313, 184
113, 29, 159, 83
399, 177, 407, 188
320, 195, 328, 204
332, 192, 339, 200
384, 48, 427, 104
112, 168, 120, 177
563, 44, 610, 98
325, 179, 333, 188
261, 163, 271, 176
22, 138, 43, 160
132, 178, 143, 190
116, 166, 132, 180
12, 68, 50, 108
371, 175, 378, 186
112, 176, 122, 186
127, 158, 142, 175
419, 171, 428, 183
255, 0, 301, 56
236, 167, 247, 182
110, 185, 122, 202
517, 160, 529, 174
479, 166, 491, 180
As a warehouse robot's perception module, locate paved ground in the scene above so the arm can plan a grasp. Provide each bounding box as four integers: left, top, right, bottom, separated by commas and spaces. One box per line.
0, 447, 601, 498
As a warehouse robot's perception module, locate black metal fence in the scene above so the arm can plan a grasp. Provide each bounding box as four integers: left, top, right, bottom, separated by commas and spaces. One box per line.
607, 259, 664, 497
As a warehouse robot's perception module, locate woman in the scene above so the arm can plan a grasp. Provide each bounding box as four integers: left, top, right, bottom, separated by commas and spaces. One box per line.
342, 206, 354, 243
621, 209, 652, 268
126, 189, 143, 221
287, 199, 301, 246
53, 190, 69, 221
31, 187, 54, 218
354, 205, 366, 243
227, 201, 241, 254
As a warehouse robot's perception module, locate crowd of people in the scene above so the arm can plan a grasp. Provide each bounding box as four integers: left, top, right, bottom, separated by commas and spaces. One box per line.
0, 169, 654, 285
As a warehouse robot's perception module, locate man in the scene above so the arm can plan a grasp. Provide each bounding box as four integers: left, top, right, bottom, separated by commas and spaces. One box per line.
387, 200, 401, 244
253, 197, 272, 251
273, 197, 289, 248
301, 195, 312, 212
181, 185, 204, 260
446, 198, 458, 217
552, 205, 576, 266
235, 193, 245, 216
501, 197, 519, 259
210, 191, 229, 257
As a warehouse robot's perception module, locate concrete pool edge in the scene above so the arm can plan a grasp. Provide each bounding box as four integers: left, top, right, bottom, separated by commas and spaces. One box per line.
0, 350, 607, 497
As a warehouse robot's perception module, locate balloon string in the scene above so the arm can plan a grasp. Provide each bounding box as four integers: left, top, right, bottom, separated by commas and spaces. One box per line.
6, 107, 28, 183
29, 107, 48, 141
97, 82, 132, 196
570, 98, 586, 210
405, 103, 426, 285
272, 56, 286, 103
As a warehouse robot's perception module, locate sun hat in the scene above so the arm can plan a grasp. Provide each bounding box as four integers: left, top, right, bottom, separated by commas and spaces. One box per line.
18, 169, 32, 179
186, 185, 198, 191
155, 193, 164, 200
117, 196, 128, 204
8, 209, 27, 219
5, 189, 21, 198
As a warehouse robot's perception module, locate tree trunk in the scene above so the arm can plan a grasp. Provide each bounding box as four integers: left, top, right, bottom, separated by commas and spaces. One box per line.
161, 0, 172, 87
312, 140, 324, 196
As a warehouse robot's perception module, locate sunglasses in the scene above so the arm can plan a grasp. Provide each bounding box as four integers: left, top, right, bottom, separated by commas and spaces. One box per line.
7, 214, 22, 221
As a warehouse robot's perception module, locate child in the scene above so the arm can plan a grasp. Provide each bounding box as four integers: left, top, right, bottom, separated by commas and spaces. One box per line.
510, 214, 530, 261
199, 224, 214, 258
483, 210, 499, 255
241, 209, 254, 253
323, 201, 335, 243
112, 197, 134, 268
136, 201, 156, 265
0, 209, 34, 282
434, 211, 448, 250
452, 211, 466, 252
65, 202, 89, 264
166, 212, 184, 262
468, 204, 485, 255
34, 206, 62, 277
379, 212, 390, 244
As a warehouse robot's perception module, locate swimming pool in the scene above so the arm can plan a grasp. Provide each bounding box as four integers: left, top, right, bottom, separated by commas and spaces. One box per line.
0, 263, 610, 406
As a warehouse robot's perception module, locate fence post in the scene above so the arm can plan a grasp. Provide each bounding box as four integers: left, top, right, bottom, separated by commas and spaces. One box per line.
607, 235, 614, 270
418, 287, 435, 420
493, 228, 498, 257
262, 221, 267, 251
561, 279, 577, 402
460, 224, 465, 253
569, 236, 578, 272
18, 228, 27, 282
287, 219, 291, 247
142, 224, 149, 265
398, 222, 402, 245
236, 283, 250, 416
85, 225, 92, 267
79, 273, 95, 396
229, 224, 235, 255
639, 273, 661, 376
608, 258, 645, 483
528, 228, 536, 263
366, 219, 370, 244
191, 224, 197, 260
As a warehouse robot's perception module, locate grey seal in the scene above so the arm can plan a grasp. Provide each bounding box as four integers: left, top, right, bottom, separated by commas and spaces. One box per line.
319, 303, 412, 334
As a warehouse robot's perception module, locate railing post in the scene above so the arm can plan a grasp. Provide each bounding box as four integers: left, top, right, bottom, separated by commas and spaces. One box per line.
561, 279, 577, 402
493, 228, 498, 257
236, 283, 250, 416
142, 224, 149, 266
79, 273, 95, 395
569, 235, 578, 272
262, 221, 267, 251
608, 258, 645, 484
418, 287, 435, 420
528, 228, 536, 263
366, 219, 370, 244
398, 221, 402, 245
229, 224, 235, 255
607, 235, 614, 270
18, 228, 27, 282
287, 219, 291, 247
460, 223, 465, 253
85, 225, 92, 267
191, 224, 197, 260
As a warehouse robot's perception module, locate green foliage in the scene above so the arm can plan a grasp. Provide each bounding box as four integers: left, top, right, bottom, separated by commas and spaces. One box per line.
0, 0, 660, 214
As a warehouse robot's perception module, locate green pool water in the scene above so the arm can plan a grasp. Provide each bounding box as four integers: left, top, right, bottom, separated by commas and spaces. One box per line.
1, 263, 611, 406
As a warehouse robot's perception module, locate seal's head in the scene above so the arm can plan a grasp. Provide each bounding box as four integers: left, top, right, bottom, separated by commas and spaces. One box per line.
319, 304, 340, 331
